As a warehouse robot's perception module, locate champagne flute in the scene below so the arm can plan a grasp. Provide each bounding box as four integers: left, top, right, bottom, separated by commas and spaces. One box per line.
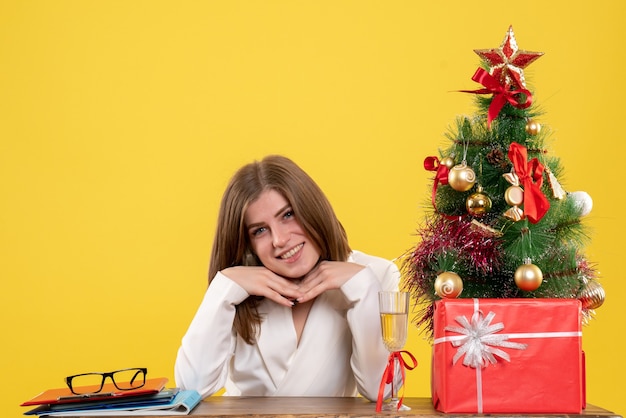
378, 291, 410, 411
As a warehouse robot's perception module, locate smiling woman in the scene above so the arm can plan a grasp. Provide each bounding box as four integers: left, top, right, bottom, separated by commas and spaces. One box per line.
174, 155, 401, 401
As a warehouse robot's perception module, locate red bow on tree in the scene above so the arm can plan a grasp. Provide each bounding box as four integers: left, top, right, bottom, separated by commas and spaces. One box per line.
508, 142, 550, 223
424, 156, 449, 208
460, 68, 533, 129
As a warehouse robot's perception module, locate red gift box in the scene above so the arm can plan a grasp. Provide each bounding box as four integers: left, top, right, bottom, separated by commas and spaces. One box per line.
432, 298, 584, 414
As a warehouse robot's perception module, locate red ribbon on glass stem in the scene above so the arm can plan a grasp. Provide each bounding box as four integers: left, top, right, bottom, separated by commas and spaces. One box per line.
508, 142, 550, 224
376, 350, 418, 412
460, 68, 533, 129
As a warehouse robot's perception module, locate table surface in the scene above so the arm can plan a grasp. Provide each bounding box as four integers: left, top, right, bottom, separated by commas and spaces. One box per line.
72, 396, 622, 418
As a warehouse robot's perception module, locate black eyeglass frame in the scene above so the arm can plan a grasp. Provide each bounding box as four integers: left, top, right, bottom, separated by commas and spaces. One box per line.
65, 367, 147, 395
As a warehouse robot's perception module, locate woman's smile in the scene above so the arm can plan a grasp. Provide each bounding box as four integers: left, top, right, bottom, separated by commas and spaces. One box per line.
279, 243, 304, 260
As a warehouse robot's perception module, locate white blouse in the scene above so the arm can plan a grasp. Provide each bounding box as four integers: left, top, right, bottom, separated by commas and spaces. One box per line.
174, 250, 400, 400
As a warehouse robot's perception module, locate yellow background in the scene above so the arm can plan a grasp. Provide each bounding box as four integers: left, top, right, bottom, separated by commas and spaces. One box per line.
2, 1, 624, 416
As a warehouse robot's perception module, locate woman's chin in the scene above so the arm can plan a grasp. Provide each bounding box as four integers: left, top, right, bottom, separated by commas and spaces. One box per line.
274, 263, 314, 281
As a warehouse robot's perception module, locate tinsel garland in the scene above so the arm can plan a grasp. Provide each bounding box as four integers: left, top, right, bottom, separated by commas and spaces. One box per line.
402, 215, 505, 337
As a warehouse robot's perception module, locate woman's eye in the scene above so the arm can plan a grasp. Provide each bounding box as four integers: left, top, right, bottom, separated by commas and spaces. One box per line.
251, 227, 267, 236
283, 210, 294, 219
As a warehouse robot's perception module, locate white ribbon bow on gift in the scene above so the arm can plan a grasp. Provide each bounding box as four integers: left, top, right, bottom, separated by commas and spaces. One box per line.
445, 310, 528, 368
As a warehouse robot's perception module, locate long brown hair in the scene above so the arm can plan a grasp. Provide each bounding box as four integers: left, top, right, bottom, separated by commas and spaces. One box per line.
208, 155, 351, 343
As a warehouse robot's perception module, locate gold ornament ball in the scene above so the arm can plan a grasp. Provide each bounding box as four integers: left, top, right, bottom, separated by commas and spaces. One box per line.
579, 280, 606, 310
504, 185, 524, 206
466, 191, 492, 217
434, 271, 463, 298
447, 163, 476, 192
514, 263, 543, 291
525, 120, 541, 136
440, 156, 455, 169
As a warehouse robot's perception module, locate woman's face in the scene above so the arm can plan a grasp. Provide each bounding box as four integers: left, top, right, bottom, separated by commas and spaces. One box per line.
244, 189, 321, 279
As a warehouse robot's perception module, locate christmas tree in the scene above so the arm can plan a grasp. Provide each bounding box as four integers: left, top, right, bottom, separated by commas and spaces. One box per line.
403, 26, 605, 339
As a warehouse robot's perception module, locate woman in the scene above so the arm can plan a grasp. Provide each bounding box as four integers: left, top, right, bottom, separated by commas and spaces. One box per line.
174, 155, 400, 400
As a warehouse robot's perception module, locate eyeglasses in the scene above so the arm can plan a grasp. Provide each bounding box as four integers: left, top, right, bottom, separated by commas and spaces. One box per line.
65, 368, 147, 395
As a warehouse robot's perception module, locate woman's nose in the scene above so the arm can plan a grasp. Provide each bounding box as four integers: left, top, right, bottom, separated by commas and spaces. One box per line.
272, 227, 289, 248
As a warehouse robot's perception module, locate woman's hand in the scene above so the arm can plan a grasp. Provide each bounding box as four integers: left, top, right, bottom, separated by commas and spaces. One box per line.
296, 261, 365, 303
220, 266, 303, 307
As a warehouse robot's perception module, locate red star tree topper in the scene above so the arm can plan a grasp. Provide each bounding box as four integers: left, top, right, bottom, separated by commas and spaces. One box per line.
474, 25, 543, 89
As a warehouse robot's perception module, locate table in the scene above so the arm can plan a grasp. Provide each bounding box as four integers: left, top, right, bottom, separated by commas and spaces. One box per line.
87, 397, 622, 418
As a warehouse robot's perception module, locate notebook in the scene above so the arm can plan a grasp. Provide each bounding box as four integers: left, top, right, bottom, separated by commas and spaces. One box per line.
21, 377, 169, 406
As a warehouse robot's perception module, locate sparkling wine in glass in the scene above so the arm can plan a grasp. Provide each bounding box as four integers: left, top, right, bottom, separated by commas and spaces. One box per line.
378, 291, 410, 411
